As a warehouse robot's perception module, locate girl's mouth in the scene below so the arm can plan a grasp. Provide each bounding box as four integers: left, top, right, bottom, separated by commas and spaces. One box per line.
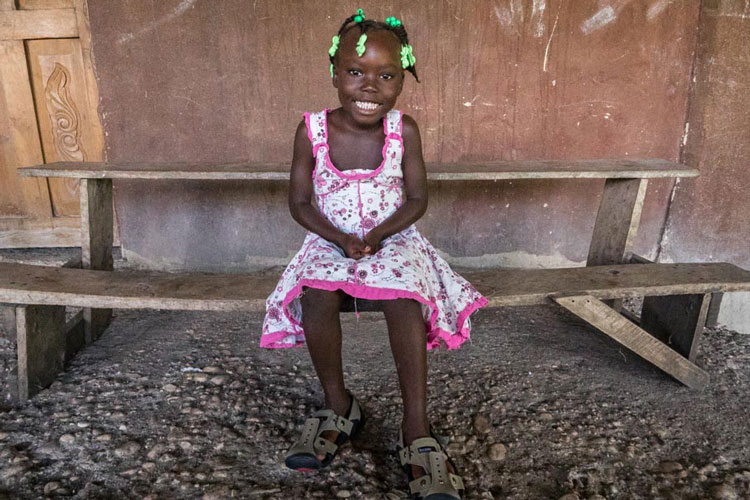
354, 100, 381, 113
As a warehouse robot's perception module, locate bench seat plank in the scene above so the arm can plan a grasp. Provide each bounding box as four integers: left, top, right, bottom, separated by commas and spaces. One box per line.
19, 159, 699, 181
1, 262, 749, 312
469, 263, 750, 306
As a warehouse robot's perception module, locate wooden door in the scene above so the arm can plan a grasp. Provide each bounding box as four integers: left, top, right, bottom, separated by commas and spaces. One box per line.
0, 0, 104, 248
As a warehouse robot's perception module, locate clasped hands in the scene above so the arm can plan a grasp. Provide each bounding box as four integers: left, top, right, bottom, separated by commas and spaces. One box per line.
339, 231, 383, 260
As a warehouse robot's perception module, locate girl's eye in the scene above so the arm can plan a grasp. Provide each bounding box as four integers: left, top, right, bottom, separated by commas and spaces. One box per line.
348, 69, 362, 77
381, 74, 393, 80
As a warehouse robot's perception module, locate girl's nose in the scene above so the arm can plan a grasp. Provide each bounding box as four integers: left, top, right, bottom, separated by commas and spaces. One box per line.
360, 74, 378, 92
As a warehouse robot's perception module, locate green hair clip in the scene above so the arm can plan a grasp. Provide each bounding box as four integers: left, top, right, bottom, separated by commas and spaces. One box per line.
353, 8, 365, 23
400, 44, 416, 69
356, 33, 367, 57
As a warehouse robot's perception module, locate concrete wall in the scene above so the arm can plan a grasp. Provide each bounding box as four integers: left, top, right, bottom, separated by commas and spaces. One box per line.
660, 0, 750, 332
86, 0, 701, 271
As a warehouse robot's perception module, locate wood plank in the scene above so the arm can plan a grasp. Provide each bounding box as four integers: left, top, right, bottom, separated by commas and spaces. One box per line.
0, 39, 52, 219
587, 178, 648, 266
641, 293, 711, 361
705, 292, 723, 327
80, 178, 112, 270
0, 9, 78, 40
464, 263, 750, 307
554, 294, 709, 389
1, 262, 750, 312
72, 0, 106, 169
16, 303, 67, 400
26, 38, 89, 216
18, 0, 74, 9
0, 226, 80, 248
18, 159, 700, 180
80, 178, 113, 342
0, 304, 15, 340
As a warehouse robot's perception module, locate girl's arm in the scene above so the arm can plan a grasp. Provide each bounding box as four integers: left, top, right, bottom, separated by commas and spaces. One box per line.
364, 114, 428, 252
288, 120, 371, 259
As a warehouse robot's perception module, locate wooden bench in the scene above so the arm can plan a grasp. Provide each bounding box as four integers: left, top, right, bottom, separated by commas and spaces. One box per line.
7, 158, 742, 399
4, 260, 750, 399
17, 159, 699, 335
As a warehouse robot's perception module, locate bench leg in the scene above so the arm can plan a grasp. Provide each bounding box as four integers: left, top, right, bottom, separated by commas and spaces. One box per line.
15, 305, 86, 402
554, 294, 709, 389
705, 292, 723, 328
587, 178, 647, 266
80, 178, 113, 343
641, 293, 711, 362
16, 305, 67, 400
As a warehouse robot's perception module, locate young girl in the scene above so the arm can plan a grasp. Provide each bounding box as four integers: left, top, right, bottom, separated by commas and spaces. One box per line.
261, 10, 487, 500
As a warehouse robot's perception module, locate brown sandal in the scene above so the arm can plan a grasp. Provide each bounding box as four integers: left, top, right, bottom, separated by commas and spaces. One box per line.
284, 395, 364, 471
397, 430, 465, 499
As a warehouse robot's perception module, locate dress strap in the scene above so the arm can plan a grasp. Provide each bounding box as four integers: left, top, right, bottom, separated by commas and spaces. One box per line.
304, 110, 329, 156
385, 110, 403, 137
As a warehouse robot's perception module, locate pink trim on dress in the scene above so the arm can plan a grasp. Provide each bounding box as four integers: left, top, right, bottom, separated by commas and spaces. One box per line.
321, 109, 402, 181
304, 112, 321, 178
260, 278, 488, 351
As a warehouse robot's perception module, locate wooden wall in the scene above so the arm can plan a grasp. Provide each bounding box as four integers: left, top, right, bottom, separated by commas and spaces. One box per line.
86, 0, 701, 270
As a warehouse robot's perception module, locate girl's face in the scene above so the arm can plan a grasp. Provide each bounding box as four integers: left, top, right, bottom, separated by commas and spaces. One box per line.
333, 28, 404, 127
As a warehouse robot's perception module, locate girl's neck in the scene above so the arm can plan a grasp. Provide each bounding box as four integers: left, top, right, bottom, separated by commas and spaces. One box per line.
330, 107, 385, 133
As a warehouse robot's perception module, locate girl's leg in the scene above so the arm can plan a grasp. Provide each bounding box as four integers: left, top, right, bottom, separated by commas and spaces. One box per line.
381, 298, 430, 443
300, 287, 350, 416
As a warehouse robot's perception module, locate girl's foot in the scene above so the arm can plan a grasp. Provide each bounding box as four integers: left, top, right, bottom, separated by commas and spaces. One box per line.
397, 429, 465, 499
285, 394, 364, 471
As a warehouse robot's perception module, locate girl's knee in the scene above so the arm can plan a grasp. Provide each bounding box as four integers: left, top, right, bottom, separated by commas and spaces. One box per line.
301, 286, 343, 308
382, 297, 421, 313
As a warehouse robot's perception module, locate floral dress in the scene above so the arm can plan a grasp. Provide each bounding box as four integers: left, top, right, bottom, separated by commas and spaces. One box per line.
261, 109, 487, 350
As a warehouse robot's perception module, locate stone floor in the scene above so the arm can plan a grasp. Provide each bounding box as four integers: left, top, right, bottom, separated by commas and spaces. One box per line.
0, 249, 749, 499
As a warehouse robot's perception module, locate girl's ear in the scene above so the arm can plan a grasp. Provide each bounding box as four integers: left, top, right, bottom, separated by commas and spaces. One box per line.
332, 65, 339, 88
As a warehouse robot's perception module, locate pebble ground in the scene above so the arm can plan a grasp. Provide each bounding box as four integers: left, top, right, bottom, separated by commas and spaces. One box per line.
0, 250, 749, 499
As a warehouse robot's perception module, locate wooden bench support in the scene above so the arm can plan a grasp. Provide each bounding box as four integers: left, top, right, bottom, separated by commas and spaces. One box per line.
14, 306, 84, 402
554, 294, 709, 389
587, 178, 647, 266
16, 304, 66, 400
80, 178, 113, 342
641, 293, 711, 361
705, 292, 723, 328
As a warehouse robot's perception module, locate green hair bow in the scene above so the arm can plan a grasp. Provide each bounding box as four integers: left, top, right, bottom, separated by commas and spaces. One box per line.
328, 35, 340, 58
385, 16, 402, 28
400, 44, 416, 69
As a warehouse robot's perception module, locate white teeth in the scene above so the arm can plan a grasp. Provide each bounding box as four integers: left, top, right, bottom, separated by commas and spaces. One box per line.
355, 101, 379, 111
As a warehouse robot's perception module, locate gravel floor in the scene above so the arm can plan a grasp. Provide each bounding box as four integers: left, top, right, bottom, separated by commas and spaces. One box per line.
1, 250, 749, 499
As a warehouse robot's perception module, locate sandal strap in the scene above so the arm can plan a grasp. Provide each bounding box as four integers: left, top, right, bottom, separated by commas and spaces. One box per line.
313, 409, 356, 435
399, 436, 464, 499
408, 471, 464, 497
286, 396, 363, 462
286, 417, 325, 458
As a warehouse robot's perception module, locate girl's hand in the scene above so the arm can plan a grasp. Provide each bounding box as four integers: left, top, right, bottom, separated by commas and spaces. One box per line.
363, 230, 383, 255
339, 234, 372, 260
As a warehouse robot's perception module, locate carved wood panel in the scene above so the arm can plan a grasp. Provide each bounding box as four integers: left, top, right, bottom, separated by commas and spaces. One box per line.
0, 0, 104, 247
27, 38, 103, 217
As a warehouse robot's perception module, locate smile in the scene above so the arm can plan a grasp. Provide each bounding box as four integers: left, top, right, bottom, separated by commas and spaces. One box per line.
354, 100, 380, 112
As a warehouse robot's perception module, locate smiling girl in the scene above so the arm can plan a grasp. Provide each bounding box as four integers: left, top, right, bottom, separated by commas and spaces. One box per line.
261, 10, 486, 499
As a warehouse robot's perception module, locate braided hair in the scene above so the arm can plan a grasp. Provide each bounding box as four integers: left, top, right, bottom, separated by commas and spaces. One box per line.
329, 14, 419, 82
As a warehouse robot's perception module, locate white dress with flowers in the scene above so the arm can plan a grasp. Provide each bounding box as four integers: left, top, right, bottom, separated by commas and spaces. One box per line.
261, 109, 487, 350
